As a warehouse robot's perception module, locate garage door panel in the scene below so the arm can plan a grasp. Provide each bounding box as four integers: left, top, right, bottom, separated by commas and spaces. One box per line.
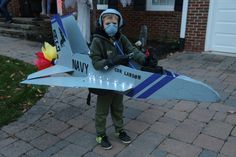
216, 11, 236, 22
215, 23, 236, 34
217, 0, 236, 9
212, 46, 236, 53
213, 34, 236, 47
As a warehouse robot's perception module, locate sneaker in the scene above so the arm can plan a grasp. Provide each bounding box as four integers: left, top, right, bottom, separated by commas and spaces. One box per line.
117, 131, 131, 144
96, 135, 112, 150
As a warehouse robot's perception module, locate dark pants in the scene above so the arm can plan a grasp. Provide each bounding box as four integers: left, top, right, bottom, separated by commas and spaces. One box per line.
95, 93, 124, 136
0, 0, 12, 22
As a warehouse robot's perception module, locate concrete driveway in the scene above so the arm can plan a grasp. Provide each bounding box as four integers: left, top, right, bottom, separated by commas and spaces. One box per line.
0, 36, 236, 157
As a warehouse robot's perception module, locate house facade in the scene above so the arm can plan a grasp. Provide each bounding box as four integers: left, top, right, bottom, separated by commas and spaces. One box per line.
7, 0, 236, 55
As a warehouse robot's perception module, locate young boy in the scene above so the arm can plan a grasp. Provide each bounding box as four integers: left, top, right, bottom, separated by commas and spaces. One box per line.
89, 9, 146, 149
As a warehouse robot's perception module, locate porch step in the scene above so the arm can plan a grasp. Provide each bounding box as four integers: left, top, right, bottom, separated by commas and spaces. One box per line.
0, 17, 51, 25
0, 17, 53, 42
0, 22, 41, 30
0, 27, 52, 41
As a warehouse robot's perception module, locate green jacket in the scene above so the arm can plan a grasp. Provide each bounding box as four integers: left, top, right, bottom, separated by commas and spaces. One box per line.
90, 30, 146, 70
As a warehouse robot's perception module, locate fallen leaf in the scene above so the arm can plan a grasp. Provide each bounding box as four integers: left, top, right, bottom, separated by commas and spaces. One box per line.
19, 71, 25, 76
37, 89, 43, 93
0, 96, 12, 100
15, 88, 21, 91
22, 109, 27, 113
10, 73, 15, 78
9, 134, 17, 138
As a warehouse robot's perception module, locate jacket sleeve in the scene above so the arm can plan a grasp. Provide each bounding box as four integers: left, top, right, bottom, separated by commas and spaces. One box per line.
89, 38, 107, 70
120, 34, 146, 65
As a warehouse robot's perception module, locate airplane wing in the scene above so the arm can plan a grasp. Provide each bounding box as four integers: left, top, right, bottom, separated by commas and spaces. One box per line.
21, 76, 133, 92
126, 73, 220, 102
27, 65, 74, 80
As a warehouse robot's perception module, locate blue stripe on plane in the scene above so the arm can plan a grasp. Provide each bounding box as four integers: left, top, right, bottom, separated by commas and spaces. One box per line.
165, 70, 179, 77
54, 14, 67, 38
175, 73, 179, 77
51, 19, 56, 23
165, 70, 173, 76
137, 76, 175, 99
52, 14, 74, 24
126, 73, 162, 97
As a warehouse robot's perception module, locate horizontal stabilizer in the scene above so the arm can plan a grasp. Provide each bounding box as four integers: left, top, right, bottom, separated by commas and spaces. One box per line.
27, 65, 74, 80
21, 76, 133, 92
131, 75, 220, 102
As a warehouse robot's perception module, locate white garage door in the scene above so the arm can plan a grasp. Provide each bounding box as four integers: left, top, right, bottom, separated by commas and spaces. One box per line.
205, 0, 236, 54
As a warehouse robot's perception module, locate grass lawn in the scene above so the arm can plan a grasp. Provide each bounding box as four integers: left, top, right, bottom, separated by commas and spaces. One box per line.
0, 55, 47, 127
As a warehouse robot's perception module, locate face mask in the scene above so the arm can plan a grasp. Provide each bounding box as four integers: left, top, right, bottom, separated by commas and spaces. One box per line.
104, 23, 118, 37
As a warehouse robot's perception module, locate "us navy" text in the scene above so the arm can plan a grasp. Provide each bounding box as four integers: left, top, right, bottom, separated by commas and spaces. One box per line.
72, 59, 88, 74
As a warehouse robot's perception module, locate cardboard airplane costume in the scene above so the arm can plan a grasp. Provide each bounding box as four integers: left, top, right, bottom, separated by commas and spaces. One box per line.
21, 15, 220, 102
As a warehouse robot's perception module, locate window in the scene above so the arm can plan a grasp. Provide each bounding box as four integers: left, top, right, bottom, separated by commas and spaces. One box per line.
97, 0, 108, 10
146, 0, 175, 11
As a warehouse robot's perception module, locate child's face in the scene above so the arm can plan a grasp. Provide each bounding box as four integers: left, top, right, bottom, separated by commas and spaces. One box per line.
102, 14, 118, 29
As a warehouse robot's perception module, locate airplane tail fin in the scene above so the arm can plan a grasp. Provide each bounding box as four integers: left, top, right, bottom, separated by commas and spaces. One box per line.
22, 15, 91, 80
51, 14, 89, 67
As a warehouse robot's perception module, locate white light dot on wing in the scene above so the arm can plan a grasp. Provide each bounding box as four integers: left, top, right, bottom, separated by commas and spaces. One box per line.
121, 83, 125, 89
129, 84, 133, 88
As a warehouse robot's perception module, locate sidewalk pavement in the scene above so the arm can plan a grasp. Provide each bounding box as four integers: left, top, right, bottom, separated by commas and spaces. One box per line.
0, 36, 236, 157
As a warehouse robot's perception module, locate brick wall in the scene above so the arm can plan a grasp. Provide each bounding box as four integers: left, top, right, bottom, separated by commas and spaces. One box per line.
8, 1, 182, 47
119, 5, 182, 43
9, 0, 21, 16
64, 3, 182, 43
185, 0, 209, 52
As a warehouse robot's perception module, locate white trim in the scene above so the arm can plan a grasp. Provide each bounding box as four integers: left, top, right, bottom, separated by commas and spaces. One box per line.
146, 0, 175, 11
205, 0, 215, 52
180, 0, 189, 38
97, 4, 108, 10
